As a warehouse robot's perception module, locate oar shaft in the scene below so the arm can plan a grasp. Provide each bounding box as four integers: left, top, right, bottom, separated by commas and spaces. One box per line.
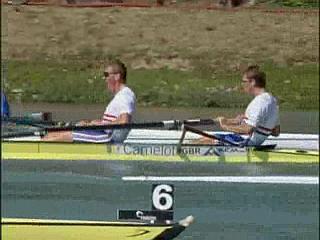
3, 116, 57, 126
41, 119, 215, 132
182, 119, 215, 126
46, 122, 166, 131
183, 125, 219, 140
1, 118, 215, 139
183, 125, 239, 146
1, 131, 46, 139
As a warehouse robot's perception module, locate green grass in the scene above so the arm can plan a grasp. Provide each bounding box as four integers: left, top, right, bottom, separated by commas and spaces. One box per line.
5, 59, 319, 109
257, 0, 319, 8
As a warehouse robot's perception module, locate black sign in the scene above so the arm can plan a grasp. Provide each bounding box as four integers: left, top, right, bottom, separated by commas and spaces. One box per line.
117, 210, 173, 221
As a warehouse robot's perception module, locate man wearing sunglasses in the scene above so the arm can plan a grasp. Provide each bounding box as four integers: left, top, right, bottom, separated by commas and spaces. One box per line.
43, 59, 136, 143
200, 65, 280, 146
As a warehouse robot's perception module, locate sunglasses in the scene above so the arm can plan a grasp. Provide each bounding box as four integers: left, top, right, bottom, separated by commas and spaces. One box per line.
104, 71, 119, 78
241, 79, 250, 83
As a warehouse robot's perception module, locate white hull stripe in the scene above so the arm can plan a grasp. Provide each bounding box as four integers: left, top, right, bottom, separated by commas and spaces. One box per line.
122, 176, 319, 185
72, 138, 112, 143
72, 133, 112, 139
72, 131, 112, 142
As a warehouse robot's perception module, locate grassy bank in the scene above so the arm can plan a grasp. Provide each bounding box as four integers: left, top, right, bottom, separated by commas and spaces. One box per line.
3, 5, 319, 109
6, 60, 319, 109
257, 0, 319, 8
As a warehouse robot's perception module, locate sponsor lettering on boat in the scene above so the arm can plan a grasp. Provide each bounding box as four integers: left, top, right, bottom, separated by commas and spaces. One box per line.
203, 146, 247, 156
118, 144, 201, 156
116, 144, 246, 156
121, 144, 176, 155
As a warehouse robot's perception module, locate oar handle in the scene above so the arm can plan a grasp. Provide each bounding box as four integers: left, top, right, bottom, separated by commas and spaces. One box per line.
182, 119, 215, 126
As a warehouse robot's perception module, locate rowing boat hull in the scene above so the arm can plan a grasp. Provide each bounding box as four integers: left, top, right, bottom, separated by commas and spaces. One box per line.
127, 131, 319, 150
2, 141, 318, 163
1, 218, 188, 240
6, 131, 319, 150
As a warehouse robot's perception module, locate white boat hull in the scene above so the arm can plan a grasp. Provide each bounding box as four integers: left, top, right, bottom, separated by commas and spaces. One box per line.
6, 130, 319, 150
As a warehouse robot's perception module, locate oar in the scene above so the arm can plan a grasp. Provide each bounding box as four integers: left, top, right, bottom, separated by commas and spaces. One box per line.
1, 118, 215, 139
178, 125, 240, 147
1, 130, 47, 138
3, 116, 62, 126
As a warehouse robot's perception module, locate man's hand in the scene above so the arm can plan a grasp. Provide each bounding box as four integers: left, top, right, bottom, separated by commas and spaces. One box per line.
90, 119, 104, 125
271, 125, 280, 137
215, 117, 227, 128
235, 114, 246, 123
76, 119, 103, 126
76, 120, 91, 126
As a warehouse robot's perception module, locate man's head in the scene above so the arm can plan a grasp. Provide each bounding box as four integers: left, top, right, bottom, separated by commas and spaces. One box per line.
104, 59, 127, 94
241, 65, 266, 95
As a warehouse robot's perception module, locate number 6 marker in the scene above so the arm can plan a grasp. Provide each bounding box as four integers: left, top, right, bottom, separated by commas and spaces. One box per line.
152, 184, 174, 211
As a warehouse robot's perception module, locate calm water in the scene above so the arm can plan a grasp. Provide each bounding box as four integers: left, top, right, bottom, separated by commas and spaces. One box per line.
10, 102, 320, 133
2, 168, 319, 240
2, 103, 319, 240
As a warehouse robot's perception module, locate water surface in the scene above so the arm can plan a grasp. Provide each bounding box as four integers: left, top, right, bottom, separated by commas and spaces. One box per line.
3, 103, 319, 240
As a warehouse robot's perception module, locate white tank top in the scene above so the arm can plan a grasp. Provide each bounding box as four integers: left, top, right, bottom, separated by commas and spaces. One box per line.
102, 86, 136, 142
244, 92, 280, 145
102, 86, 136, 123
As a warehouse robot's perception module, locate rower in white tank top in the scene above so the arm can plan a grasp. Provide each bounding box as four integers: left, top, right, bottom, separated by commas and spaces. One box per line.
102, 86, 136, 142
243, 92, 280, 145
198, 65, 281, 146
42, 60, 136, 143
102, 86, 136, 123
72, 62, 136, 143
72, 86, 136, 143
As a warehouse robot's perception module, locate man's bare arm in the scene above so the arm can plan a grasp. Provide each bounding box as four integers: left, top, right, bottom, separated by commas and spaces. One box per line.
218, 117, 253, 135
220, 123, 253, 135
110, 113, 132, 124
78, 113, 131, 126
222, 118, 241, 125
215, 114, 245, 125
